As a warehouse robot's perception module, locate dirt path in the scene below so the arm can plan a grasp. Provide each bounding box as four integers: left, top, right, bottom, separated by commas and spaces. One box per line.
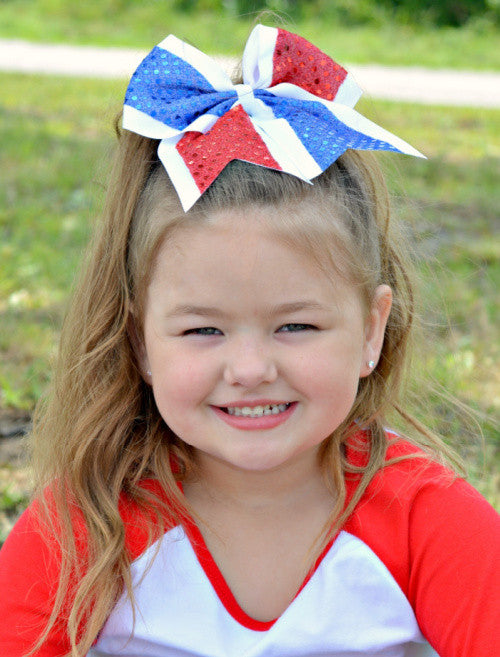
1, 38, 499, 107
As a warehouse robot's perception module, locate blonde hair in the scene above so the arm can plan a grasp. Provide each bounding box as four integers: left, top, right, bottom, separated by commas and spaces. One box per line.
29, 126, 459, 655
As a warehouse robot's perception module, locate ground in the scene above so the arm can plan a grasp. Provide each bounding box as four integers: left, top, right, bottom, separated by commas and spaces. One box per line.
0, 409, 31, 545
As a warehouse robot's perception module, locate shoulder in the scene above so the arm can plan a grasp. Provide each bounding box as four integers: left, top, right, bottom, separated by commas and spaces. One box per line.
344, 429, 500, 591
0, 477, 177, 568
0, 487, 89, 601
346, 428, 469, 504
0, 501, 69, 655
0, 479, 178, 655
119, 478, 181, 560
0, 495, 66, 571
343, 429, 500, 656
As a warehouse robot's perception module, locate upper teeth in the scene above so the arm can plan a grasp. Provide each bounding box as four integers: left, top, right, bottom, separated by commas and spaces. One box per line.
226, 403, 290, 417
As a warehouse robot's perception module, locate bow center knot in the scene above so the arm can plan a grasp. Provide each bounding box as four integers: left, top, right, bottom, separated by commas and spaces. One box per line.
234, 83, 259, 115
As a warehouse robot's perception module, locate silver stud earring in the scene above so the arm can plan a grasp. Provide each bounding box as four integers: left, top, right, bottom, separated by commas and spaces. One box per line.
146, 370, 152, 376
368, 360, 375, 369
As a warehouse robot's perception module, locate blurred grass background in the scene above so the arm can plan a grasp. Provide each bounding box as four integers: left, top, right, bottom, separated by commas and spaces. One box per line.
0, 0, 499, 68
0, 0, 499, 542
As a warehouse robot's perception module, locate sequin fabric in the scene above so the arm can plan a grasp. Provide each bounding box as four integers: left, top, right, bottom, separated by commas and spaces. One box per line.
176, 105, 281, 193
123, 25, 422, 210
125, 46, 235, 128
272, 31, 347, 102
264, 93, 399, 169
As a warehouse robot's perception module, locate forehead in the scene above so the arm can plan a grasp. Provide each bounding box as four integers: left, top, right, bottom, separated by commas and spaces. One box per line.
147, 208, 362, 311
152, 210, 314, 283
156, 201, 349, 268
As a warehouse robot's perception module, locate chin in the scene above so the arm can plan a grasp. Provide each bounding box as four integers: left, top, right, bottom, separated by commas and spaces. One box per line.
229, 449, 304, 473
202, 446, 287, 473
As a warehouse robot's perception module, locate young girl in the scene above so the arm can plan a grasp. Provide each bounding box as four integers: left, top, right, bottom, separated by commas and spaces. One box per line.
0, 24, 498, 657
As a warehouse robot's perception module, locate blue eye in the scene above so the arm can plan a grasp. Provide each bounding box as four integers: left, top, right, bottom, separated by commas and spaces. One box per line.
184, 327, 223, 336
278, 323, 317, 332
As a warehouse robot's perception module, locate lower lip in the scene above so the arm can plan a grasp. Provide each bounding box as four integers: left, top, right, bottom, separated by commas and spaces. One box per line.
211, 403, 297, 431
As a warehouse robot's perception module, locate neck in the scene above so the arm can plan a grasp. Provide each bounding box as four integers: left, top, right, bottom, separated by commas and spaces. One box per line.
184, 447, 331, 513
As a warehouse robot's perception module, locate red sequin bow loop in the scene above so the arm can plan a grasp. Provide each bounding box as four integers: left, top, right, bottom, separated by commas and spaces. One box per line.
123, 24, 424, 211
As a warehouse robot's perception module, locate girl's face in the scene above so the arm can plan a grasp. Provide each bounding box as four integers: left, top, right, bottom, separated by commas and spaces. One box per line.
139, 208, 391, 474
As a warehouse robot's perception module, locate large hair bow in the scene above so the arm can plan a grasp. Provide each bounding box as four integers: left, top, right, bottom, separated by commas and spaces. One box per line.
123, 25, 423, 211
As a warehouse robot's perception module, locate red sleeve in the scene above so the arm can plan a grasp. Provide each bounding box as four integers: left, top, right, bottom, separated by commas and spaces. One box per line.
345, 434, 500, 657
0, 505, 70, 657
0, 481, 171, 656
407, 476, 500, 657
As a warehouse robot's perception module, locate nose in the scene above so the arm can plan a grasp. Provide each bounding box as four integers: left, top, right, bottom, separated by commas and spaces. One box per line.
223, 337, 278, 389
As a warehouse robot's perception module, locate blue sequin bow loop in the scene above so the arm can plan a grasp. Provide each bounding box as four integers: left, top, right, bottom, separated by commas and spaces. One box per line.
123, 24, 424, 211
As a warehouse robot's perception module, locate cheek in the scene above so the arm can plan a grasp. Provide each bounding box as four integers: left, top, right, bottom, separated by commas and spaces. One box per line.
151, 368, 203, 442
150, 347, 214, 411
296, 346, 364, 412
299, 338, 364, 382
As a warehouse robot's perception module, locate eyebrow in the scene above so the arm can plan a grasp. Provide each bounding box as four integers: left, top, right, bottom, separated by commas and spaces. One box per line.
165, 304, 229, 319
165, 300, 328, 319
269, 301, 328, 315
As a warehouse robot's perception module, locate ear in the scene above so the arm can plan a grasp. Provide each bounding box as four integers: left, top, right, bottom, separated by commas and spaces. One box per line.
359, 284, 392, 378
127, 308, 152, 384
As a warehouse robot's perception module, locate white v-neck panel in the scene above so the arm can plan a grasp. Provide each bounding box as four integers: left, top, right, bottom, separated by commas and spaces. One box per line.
93, 526, 437, 656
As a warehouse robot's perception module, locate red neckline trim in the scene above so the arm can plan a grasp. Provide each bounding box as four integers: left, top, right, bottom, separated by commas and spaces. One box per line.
185, 518, 276, 631
176, 429, 376, 631
181, 498, 336, 632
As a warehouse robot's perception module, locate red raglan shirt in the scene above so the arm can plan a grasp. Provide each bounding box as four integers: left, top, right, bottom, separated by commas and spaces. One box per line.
0, 432, 498, 656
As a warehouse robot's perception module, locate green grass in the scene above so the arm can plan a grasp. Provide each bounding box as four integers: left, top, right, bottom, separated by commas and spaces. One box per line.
0, 75, 123, 408
0, 73, 498, 520
0, 1, 499, 70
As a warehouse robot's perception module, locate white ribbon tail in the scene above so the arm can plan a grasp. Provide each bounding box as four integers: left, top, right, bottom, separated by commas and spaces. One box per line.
157, 34, 234, 92
123, 105, 181, 140
158, 137, 202, 212
267, 83, 424, 157
334, 72, 363, 107
183, 113, 222, 134
326, 103, 426, 158
123, 105, 222, 140
251, 116, 321, 181
268, 81, 362, 110
228, 89, 320, 179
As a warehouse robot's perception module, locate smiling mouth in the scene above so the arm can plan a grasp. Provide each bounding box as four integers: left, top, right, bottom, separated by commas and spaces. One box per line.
221, 403, 292, 418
